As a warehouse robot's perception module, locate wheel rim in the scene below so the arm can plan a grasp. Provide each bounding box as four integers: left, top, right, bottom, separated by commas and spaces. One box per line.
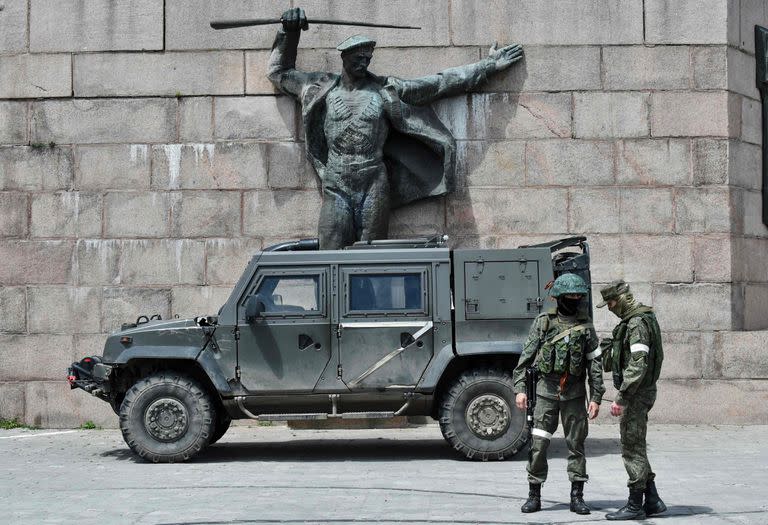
465, 394, 511, 439
144, 398, 189, 442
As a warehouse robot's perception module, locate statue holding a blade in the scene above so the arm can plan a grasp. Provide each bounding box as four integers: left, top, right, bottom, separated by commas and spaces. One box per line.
214, 7, 523, 249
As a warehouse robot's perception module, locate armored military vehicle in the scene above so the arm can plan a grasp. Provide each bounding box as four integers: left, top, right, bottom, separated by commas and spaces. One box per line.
69, 236, 592, 462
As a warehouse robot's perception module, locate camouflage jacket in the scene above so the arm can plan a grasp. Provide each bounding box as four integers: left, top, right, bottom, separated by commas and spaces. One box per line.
513, 308, 605, 403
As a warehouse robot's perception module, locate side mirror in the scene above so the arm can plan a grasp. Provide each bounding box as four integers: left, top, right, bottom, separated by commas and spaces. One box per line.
245, 294, 266, 323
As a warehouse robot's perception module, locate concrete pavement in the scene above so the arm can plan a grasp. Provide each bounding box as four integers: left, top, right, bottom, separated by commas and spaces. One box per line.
1, 424, 766, 524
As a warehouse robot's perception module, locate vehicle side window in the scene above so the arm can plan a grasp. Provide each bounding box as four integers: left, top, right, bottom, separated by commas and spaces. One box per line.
256, 275, 319, 313
349, 273, 423, 311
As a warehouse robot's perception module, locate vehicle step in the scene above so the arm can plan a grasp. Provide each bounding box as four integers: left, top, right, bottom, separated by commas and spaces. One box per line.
340, 411, 395, 419
258, 413, 328, 421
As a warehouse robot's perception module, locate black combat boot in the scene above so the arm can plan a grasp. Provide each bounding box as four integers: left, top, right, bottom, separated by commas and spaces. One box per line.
520, 483, 541, 513
605, 488, 646, 520
643, 480, 667, 516
569, 481, 591, 514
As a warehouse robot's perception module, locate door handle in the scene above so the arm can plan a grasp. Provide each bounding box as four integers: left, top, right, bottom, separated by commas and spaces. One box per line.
298, 334, 314, 351
400, 332, 416, 348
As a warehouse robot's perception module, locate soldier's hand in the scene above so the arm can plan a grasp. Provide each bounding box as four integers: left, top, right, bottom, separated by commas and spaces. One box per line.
489, 42, 523, 70
588, 401, 600, 420
515, 393, 527, 411
281, 7, 308, 32
610, 401, 624, 417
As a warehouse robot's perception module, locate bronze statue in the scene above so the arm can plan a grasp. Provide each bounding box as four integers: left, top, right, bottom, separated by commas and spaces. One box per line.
268, 7, 523, 249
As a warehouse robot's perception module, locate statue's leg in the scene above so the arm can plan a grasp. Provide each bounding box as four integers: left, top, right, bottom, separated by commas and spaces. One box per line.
358, 172, 390, 242
318, 187, 354, 250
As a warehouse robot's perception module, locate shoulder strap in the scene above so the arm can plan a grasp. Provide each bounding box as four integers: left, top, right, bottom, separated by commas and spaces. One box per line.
548, 323, 593, 345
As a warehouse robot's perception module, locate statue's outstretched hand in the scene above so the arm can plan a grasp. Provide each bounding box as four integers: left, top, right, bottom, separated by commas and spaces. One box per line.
281, 7, 309, 32
489, 42, 523, 70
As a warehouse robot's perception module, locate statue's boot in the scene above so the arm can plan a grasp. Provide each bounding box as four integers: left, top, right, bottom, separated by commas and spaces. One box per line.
643, 480, 667, 516
569, 481, 591, 515
520, 483, 541, 513
606, 489, 646, 520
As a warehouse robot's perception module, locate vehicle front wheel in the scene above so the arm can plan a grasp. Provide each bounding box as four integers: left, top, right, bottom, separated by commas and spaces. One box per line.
438, 367, 527, 461
119, 372, 216, 463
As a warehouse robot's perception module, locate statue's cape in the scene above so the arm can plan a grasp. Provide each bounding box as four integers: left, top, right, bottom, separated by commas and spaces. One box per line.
300, 73, 456, 208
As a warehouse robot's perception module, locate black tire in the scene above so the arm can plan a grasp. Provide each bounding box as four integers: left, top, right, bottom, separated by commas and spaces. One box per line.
438, 367, 528, 461
208, 412, 232, 445
119, 372, 216, 463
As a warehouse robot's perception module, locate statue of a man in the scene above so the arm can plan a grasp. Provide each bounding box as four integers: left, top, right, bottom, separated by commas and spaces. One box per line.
268, 7, 523, 249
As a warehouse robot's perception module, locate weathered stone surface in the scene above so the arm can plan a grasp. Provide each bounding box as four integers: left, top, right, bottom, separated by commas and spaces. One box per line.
170, 191, 241, 238
617, 139, 690, 186
446, 188, 568, 235
152, 143, 268, 190
102, 287, 171, 333
74, 52, 244, 97
118, 240, 205, 286
452, 0, 643, 45
0, 335, 74, 381
0, 192, 28, 238
574, 92, 649, 139
30, 0, 163, 52
693, 139, 729, 185
483, 46, 601, 93
0, 146, 73, 191
741, 98, 761, 146
0, 287, 26, 333
675, 187, 732, 233
581, 235, 623, 283
0, 0, 27, 52
692, 46, 728, 89
74, 239, 121, 286
569, 188, 621, 233
743, 285, 768, 330
741, 189, 768, 237
214, 97, 297, 140
732, 237, 768, 283
651, 91, 734, 137
728, 141, 761, 190
0, 54, 72, 98
31, 99, 177, 144
527, 140, 613, 186
27, 287, 101, 334
0, 102, 28, 144
739, 0, 766, 53
653, 283, 732, 330
389, 200, 446, 238
715, 330, 768, 379
727, 48, 760, 100
205, 238, 263, 285
266, 142, 316, 190
75, 145, 150, 191
0, 241, 73, 285
243, 190, 322, 238
73, 334, 110, 361
603, 46, 690, 90
179, 98, 213, 143
694, 235, 732, 282
104, 192, 172, 238
435, 93, 572, 140
645, 0, 729, 44
660, 332, 704, 380
0, 383, 24, 421
621, 235, 694, 282
456, 141, 525, 188
652, 379, 768, 424
30, 192, 102, 238
619, 188, 674, 233
171, 286, 232, 318
25, 381, 115, 428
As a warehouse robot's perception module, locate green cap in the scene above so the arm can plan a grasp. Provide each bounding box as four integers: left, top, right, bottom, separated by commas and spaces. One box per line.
336, 34, 376, 53
550, 273, 589, 298
596, 279, 630, 308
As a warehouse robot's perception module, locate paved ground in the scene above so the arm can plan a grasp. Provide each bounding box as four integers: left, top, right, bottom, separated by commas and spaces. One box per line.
1, 424, 766, 524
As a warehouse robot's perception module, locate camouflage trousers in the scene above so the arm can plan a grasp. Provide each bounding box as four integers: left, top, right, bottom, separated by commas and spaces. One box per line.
527, 396, 589, 484
619, 390, 657, 489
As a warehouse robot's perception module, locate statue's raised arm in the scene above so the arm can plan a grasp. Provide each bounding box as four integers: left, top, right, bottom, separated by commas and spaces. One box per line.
267, 8, 314, 98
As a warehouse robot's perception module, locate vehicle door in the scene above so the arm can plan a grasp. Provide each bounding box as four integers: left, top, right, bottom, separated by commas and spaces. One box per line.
237, 266, 332, 392
336, 265, 434, 390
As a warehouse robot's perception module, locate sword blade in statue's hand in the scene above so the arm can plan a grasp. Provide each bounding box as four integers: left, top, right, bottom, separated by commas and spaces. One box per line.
210, 18, 420, 30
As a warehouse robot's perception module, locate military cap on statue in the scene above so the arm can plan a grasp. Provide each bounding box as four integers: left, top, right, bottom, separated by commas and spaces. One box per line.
336, 34, 376, 53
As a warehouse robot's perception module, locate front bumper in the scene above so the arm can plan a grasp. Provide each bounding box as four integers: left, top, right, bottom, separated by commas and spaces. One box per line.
67, 356, 113, 399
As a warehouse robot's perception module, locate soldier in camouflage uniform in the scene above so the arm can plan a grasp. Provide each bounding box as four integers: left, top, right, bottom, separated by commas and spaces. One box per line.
513, 273, 605, 515
598, 280, 667, 521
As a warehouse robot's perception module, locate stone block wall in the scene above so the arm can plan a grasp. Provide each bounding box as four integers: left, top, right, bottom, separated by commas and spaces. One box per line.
1, 0, 767, 426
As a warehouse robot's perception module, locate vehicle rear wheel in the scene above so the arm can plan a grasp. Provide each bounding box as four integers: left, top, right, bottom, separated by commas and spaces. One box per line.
119, 372, 215, 463
438, 367, 527, 461
208, 412, 232, 445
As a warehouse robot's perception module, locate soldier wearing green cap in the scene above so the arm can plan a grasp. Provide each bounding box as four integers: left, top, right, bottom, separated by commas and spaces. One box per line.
597, 280, 666, 521
512, 273, 605, 515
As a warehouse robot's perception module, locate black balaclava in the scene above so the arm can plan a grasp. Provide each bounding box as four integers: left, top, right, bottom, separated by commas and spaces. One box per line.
557, 296, 582, 316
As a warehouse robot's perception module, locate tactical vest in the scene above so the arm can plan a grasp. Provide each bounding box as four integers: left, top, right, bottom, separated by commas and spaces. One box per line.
536, 314, 593, 377
610, 308, 663, 390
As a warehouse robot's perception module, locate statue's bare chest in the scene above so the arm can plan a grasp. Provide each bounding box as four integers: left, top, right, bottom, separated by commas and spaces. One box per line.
324, 85, 388, 156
